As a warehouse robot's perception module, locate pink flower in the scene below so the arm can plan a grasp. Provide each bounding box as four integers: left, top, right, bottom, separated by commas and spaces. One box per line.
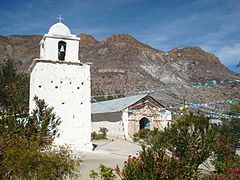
218, 176, 224, 180
115, 164, 120, 175
153, 167, 161, 174
139, 162, 145, 169
227, 167, 240, 175
163, 172, 169, 177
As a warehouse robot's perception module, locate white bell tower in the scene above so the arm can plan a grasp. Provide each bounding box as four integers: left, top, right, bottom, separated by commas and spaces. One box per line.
40, 16, 80, 62
29, 17, 92, 151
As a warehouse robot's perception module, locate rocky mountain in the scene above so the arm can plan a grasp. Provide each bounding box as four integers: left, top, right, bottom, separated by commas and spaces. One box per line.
78, 34, 238, 101
0, 34, 239, 107
0, 35, 42, 72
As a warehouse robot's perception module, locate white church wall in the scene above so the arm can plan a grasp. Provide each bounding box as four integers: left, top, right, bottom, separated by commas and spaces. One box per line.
91, 112, 125, 139
41, 37, 79, 62
40, 42, 44, 59
158, 110, 172, 128
121, 110, 129, 139
65, 39, 79, 62
30, 60, 92, 151
42, 38, 58, 60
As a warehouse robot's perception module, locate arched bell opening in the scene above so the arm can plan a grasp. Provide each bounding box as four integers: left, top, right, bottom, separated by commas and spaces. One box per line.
139, 117, 150, 130
58, 41, 66, 61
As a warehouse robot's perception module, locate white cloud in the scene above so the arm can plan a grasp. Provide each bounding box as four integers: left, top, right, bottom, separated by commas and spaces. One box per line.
216, 43, 240, 66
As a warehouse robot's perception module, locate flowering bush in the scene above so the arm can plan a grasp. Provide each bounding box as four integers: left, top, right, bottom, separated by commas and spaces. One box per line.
118, 152, 172, 179
90, 112, 240, 179
116, 113, 219, 179
201, 167, 240, 180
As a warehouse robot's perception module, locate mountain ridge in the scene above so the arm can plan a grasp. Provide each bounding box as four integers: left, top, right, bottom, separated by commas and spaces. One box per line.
0, 33, 238, 106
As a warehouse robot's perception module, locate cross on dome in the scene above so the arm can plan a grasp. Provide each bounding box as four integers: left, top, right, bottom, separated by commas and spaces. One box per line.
57, 15, 64, 22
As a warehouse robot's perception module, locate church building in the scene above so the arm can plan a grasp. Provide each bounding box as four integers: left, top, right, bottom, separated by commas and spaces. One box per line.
29, 18, 92, 151
92, 94, 172, 139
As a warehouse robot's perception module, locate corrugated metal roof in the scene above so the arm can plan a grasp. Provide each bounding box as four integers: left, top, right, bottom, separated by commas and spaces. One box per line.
92, 94, 148, 114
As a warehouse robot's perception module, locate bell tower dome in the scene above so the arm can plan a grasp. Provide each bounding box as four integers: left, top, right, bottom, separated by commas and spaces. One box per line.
40, 17, 80, 62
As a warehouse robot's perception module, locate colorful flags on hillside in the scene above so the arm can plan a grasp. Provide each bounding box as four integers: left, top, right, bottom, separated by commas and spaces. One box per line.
192, 79, 240, 87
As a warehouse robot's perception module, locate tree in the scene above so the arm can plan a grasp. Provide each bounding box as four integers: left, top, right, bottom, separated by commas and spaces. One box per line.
212, 102, 240, 173
0, 60, 80, 179
0, 59, 29, 114
117, 113, 218, 179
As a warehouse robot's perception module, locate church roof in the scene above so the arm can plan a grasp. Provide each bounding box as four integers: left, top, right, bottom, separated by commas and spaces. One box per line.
48, 22, 72, 36
92, 94, 150, 114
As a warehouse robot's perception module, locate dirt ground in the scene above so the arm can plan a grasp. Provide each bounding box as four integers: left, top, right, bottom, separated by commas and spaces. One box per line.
73, 140, 240, 180
74, 139, 141, 180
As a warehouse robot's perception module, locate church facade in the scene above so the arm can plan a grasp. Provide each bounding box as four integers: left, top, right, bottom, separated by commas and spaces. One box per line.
29, 20, 92, 151
92, 94, 172, 139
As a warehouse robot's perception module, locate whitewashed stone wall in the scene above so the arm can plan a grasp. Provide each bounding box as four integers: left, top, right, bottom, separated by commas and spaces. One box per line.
122, 110, 129, 139
40, 36, 79, 62
92, 112, 126, 139
30, 60, 92, 151
92, 109, 172, 139
128, 110, 172, 136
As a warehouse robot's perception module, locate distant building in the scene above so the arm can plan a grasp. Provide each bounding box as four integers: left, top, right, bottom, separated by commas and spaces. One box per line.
29, 19, 92, 151
92, 94, 172, 139
209, 119, 222, 125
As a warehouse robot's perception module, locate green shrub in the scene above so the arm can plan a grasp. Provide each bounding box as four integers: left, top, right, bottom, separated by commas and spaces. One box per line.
0, 135, 80, 179
89, 164, 115, 180
91, 127, 109, 140
133, 128, 150, 142
99, 127, 108, 137
0, 99, 80, 179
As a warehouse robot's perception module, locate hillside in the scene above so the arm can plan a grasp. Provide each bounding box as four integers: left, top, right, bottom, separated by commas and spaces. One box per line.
0, 34, 239, 109
78, 34, 237, 95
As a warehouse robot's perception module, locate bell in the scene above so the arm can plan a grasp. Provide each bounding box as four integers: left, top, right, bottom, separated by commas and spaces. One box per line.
60, 45, 65, 52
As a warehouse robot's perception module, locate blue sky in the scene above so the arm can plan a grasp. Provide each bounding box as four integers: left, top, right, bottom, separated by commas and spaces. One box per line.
0, 0, 239, 73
